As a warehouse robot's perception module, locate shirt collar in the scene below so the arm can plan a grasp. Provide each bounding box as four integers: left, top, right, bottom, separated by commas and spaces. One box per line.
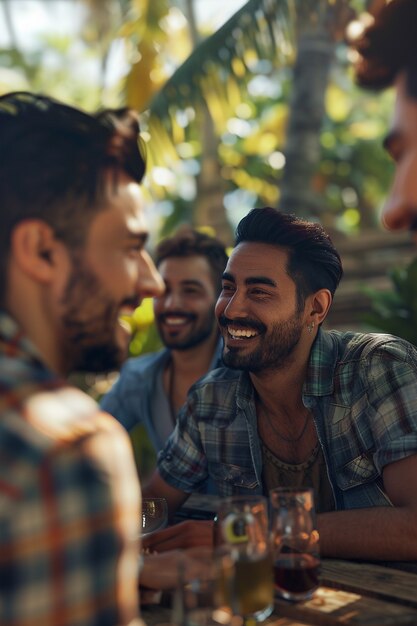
303, 326, 336, 397
0, 310, 48, 367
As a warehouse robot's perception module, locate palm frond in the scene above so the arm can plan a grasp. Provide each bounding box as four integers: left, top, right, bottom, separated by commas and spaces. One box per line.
142, 0, 295, 166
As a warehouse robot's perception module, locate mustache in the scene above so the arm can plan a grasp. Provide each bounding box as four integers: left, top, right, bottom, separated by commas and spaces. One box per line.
158, 311, 196, 322
218, 315, 266, 334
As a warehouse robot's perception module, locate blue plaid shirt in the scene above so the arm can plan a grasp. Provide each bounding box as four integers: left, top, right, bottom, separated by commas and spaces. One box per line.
158, 328, 417, 510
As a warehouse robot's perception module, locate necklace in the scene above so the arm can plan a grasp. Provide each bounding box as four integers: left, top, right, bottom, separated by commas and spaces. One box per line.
261, 406, 311, 443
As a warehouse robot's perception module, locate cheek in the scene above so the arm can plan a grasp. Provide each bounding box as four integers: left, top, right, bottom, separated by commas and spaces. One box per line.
103, 256, 138, 285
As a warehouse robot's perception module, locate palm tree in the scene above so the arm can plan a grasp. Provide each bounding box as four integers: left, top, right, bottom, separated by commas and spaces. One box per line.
140, 0, 373, 227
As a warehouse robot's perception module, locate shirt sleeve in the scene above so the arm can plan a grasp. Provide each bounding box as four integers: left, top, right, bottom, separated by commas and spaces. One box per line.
100, 362, 141, 431
365, 339, 417, 472
157, 390, 209, 493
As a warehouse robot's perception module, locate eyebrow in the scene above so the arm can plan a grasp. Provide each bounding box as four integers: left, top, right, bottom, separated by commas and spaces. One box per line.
179, 279, 205, 287
222, 272, 277, 287
163, 278, 205, 288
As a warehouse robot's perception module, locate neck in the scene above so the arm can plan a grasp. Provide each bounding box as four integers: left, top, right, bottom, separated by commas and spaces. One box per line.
170, 329, 219, 377
249, 332, 314, 416
164, 329, 219, 417
250, 359, 308, 418
6, 282, 64, 376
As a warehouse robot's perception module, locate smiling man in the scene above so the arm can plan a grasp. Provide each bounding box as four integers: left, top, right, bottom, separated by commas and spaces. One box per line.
145, 207, 417, 562
101, 227, 228, 481
0, 92, 165, 626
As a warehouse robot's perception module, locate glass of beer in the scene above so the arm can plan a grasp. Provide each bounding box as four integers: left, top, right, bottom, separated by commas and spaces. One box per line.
215, 495, 274, 622
270, 487, 320, 602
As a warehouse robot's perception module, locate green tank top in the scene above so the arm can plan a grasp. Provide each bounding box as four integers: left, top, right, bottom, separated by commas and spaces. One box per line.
261, 440, 335, 514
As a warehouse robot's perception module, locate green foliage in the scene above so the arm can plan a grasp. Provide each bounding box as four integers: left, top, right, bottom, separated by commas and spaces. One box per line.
361, 258, 417, 346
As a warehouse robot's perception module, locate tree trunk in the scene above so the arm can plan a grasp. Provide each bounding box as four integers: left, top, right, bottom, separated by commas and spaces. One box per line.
279, 0, 355, 219
279, 31, 335, 217
193, 107, 234, 245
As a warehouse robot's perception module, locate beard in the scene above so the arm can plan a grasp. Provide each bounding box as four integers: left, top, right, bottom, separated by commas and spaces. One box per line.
60, 258, 135, 374
219, 313, 304, 373
156, 307, 216, 351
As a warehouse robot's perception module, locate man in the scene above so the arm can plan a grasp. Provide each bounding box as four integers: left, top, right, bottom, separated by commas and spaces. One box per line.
101, 227, 228, 479
0, 91, 171, 625
355, 0, 417, 232
144, 207, 417, 561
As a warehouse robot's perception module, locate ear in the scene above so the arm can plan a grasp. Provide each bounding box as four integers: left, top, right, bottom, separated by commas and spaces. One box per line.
10, 220, 60, 283
306, 289, 333, 326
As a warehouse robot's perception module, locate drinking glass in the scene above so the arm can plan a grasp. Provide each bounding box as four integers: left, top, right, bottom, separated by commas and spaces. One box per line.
172, 547, 234, 626
215, 495, 274, 622
141, 497, 168, 537
270, 487, 320, 602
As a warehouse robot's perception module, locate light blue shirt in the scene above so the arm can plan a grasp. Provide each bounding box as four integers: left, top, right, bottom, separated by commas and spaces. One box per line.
100, 338, 223, 454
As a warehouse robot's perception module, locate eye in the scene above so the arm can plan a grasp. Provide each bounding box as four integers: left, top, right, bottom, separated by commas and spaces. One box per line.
249, 288, 271, 298
221, 283, 235, 293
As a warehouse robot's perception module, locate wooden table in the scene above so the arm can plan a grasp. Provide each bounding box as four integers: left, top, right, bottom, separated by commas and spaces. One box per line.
141, 558, 417, 626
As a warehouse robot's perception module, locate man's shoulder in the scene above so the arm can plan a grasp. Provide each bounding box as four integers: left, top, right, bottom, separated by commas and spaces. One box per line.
1, 381, 128, 454
325, 329, 417, 363
187, 367, 243, 407
118, 348, 168, 378
193, 366, 241, 388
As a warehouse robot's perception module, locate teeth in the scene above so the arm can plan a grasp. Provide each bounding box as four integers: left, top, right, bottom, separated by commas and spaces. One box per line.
164, 317, 188, 326
228, 327, 258, 338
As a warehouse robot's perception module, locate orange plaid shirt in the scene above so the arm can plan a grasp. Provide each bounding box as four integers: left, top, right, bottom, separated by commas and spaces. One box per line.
0, 312, 142, 626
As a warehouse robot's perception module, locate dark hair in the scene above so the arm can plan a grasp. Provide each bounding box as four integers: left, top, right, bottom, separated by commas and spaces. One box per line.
0, 91, 146, 303
355, 0, 417, 98
155, 227, 228, 295
235, 207, 343, 308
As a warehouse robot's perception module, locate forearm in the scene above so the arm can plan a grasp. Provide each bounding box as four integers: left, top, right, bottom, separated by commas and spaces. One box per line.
142, 470, 188, 518
318, 506, 417, 560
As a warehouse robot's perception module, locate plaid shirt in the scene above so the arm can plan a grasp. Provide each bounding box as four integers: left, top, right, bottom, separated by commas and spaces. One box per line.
0, 312, 142, 626
158, 328, 417, 509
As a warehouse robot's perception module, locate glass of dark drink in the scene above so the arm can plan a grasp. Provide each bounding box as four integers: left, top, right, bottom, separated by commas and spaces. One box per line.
270, 487, 320, 602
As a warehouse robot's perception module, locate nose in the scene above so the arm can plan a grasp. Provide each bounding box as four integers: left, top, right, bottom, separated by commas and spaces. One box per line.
381, 174, 417, 231
382, 198, 417, 232
218, 289, 248, 320
163, 290, 182, 310
137, 251, 165, 299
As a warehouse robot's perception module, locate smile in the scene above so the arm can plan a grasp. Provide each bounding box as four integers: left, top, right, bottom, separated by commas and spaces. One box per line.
227, 326, 259, 339
162, 315, 193, 326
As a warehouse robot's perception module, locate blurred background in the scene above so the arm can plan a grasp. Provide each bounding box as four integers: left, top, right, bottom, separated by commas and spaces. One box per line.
2, 0, 416, 363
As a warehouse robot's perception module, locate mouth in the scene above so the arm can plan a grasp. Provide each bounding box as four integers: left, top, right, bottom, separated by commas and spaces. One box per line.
227, 326, 259, 340
218, 315, 264, 343
159, 313, 195, 328
119, 296, 141, 318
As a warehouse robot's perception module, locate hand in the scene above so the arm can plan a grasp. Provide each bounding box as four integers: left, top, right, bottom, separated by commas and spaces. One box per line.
142, 519, 214, 552
140, 546, 214, 591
